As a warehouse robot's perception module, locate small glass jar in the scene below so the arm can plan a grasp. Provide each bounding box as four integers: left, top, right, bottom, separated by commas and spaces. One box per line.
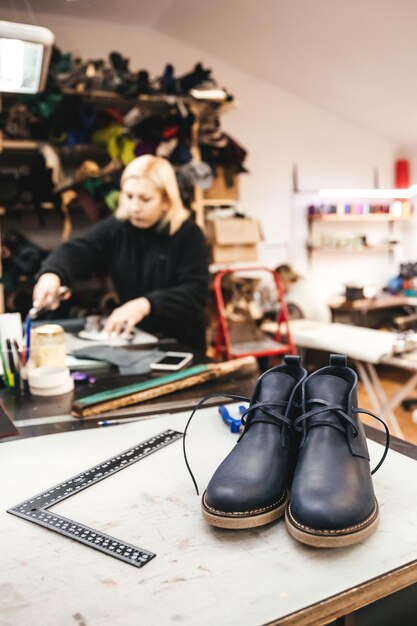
31, 324, 66, 368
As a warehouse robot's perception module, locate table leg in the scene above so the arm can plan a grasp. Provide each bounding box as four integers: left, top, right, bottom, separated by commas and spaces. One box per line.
365, 362, 404, 438
381, 370, 417, 418
354, 360, 383, 414
354, 360, 404, 439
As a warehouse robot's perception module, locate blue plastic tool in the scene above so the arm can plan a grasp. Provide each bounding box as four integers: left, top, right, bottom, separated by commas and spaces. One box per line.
218, 404, 247, 433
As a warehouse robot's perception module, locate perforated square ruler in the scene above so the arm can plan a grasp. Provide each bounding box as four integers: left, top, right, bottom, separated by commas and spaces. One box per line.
7, 428, 183, 568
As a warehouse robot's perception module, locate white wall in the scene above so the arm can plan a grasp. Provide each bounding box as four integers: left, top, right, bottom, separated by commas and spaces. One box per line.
4, 9, 410, 299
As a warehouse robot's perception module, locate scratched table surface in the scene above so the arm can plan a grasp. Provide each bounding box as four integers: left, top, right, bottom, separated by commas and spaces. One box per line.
1, 408, 417, 626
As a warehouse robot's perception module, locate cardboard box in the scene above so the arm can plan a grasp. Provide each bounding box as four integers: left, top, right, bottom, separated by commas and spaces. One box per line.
211, 243, 258, 263
206, 218, 261, 245
206, 218, 261, 263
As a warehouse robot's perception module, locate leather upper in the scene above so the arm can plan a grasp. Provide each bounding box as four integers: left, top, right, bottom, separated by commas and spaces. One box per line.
205, 358, 307, 514
290, 364, 376, 531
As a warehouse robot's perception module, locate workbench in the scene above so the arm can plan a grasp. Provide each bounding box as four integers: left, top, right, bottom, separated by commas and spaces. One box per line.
1, 336, 417, 625
329, 294, 417, 327
262, 318, 417, 440
0, 335, 256, 441
1, 407, 417, 626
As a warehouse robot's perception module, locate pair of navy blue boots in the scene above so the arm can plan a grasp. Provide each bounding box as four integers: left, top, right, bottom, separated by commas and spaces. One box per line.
199, 354, 389, 548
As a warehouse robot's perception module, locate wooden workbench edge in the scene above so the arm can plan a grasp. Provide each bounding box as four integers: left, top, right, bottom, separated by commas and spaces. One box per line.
365, 424, 417, 460
268, 559, 417, 626
267, 428, 417, 626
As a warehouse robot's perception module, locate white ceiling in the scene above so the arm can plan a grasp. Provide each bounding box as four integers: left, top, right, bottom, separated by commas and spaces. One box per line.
8, 0, 417, 146
5, 0, 177, 27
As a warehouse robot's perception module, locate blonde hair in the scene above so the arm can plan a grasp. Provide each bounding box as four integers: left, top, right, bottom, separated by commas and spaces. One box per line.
116, 155, 189, 234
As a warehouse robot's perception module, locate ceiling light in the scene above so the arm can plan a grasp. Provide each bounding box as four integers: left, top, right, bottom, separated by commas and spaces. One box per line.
0, 21, 54, 94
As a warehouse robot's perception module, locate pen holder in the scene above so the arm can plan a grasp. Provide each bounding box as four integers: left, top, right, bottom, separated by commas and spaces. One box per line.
0, 342, 71, 396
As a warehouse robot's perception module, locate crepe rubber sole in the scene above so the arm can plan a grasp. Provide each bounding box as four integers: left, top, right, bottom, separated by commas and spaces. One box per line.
285, 500, 380, 548
201, 490, 287, 529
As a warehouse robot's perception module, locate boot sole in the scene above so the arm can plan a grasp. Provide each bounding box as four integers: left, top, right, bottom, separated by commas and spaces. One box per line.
285, 501, 380, 548
201, 490, 287, 529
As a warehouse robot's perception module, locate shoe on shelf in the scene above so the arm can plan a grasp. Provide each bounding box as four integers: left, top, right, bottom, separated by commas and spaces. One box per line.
175, 62, 212, 95
200, 355, 307, 529
160, 63, 176, 94
286, 354, 389, 548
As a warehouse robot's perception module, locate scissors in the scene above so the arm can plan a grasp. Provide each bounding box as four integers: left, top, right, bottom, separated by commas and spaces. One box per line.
218, 404, 247, 433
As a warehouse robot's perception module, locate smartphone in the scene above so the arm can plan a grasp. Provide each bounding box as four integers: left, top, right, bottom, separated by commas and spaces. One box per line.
150, 351, 193, 371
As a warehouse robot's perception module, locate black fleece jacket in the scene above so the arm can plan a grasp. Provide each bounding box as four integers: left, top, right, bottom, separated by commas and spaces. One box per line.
40, 216, 210, 351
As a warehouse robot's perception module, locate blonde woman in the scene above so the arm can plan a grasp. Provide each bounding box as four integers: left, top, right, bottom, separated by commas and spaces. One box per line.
33, 156, 209, 351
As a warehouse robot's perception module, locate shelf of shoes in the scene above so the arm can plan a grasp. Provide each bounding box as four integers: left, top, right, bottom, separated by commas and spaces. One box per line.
0, 51, 249, 319
1, 49, 247, 239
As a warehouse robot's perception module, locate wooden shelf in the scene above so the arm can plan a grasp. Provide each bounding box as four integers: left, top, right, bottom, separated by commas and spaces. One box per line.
62, 88, 236, 118
307, 244, 397, 253
308, 214, 412, 222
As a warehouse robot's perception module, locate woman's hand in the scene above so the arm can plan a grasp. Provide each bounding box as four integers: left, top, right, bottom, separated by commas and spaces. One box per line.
104, 297, 151, 336
32, 273, 62, 309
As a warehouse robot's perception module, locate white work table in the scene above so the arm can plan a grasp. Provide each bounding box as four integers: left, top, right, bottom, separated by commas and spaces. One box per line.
263, 319, 417, 439
1, 408, 417, 626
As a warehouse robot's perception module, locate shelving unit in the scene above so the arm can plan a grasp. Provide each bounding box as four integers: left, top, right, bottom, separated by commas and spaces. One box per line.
1, 89, 238, 230
0, 85, 243, 317
307, 244, 397, 254
60, 89, 238, 227
304, 197, 414, 266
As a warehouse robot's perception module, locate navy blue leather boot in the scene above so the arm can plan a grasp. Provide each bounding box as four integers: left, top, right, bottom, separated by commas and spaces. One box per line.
286, 354, 389, 547
201, 355, 307, 529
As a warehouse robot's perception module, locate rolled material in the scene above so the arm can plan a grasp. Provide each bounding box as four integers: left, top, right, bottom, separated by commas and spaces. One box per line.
71, 356, 256, 418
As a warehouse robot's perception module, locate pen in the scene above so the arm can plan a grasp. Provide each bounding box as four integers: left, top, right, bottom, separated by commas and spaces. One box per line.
5, 338, 16, 388
0, 339, 10, 389
13, 340, 25, 366
98, 417, 144, 426
25, 316, 31, 363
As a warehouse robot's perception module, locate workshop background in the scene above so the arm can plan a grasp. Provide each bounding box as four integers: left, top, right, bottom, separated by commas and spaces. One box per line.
4, 0, 417, 302
2, 4, 417, 625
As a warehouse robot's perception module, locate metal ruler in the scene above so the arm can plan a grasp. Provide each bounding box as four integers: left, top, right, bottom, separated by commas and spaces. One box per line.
7, 428, 183, 568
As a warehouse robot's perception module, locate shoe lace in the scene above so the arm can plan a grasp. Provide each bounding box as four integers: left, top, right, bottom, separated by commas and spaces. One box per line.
183, 392, 290, 495
293, 398, 390, 475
